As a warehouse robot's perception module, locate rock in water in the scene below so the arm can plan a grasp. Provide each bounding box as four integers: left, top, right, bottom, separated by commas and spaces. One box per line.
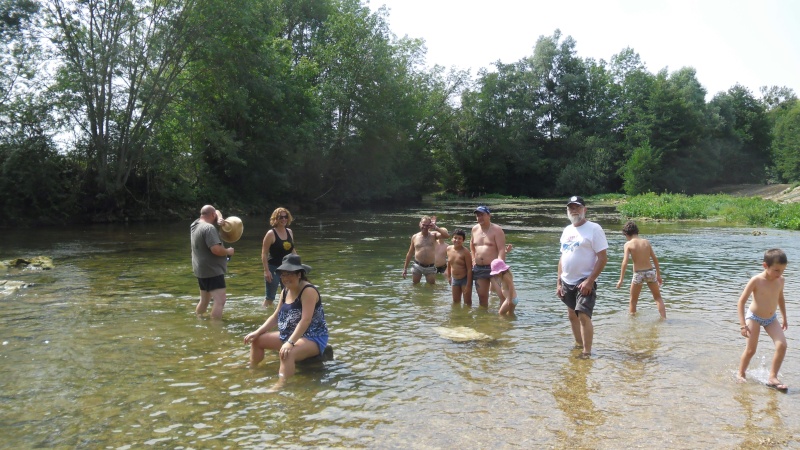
432, 326, 493, 342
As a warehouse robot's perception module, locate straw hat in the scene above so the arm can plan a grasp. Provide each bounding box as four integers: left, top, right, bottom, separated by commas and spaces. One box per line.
219, 216, 243, 243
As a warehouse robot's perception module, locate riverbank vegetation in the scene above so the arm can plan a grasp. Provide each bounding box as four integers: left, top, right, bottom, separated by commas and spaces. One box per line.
618, 193, 800, 230
1, 0, 799, 225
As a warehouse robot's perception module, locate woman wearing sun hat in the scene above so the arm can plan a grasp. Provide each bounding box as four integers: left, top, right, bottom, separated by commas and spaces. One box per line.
244, 254, 329, 387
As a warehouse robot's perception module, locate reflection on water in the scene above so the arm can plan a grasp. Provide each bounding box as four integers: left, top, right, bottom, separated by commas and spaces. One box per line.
1, 200, 799, 447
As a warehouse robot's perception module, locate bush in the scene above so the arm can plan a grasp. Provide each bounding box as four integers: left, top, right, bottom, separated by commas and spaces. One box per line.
618, 193, 800, 230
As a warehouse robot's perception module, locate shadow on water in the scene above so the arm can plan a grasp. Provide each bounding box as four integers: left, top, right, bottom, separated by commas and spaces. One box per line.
1, 200, 799, 447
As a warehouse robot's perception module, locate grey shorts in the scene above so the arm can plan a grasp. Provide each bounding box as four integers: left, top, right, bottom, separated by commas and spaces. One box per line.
560, 278, 597, 317
412, 261, 437, 276
473, 264, 492, 280
451, 276, 468, 287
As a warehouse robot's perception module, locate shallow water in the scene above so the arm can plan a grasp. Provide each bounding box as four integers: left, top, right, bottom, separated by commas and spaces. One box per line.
1, 200, 798, 448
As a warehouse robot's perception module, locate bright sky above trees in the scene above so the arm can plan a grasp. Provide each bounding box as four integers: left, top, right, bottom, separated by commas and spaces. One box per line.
369, 0, 800, 99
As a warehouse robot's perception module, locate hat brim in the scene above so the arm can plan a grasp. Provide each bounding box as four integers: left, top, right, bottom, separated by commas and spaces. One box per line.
276, 263, 312, 274
566, 202, 584, 206
220, 217, 243, 243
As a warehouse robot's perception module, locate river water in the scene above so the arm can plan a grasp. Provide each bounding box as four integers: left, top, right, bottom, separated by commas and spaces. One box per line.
1, 199, 798, 449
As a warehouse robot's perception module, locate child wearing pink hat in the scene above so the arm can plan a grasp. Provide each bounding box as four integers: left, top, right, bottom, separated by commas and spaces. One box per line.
490, 258, 518, 315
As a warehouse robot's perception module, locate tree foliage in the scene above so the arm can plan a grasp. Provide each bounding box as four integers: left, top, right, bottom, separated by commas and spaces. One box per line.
0, 4, 795, 224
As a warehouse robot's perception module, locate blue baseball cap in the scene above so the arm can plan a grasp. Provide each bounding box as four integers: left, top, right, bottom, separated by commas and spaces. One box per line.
474, 205, 491, 215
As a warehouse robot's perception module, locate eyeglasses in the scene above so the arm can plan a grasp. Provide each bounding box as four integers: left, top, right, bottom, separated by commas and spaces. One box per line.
278, 215, 288, 219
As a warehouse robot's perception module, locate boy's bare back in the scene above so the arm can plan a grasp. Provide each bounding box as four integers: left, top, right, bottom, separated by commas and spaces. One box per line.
624, 237, 656, 271
446, 245, 471, 279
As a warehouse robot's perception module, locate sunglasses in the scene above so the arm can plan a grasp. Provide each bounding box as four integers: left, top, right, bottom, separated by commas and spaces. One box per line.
278, 215, 289, 219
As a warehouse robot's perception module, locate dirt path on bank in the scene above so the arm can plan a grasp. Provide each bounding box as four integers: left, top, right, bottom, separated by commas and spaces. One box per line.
705, 184, 800, 203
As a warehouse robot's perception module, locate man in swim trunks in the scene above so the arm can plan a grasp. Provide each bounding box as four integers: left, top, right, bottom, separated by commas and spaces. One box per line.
190, 205, 235, 319
470, 205, 506, 307
737, 248, 790, 391
615, 221, 666, 319
402, 216, 449, 284
557, 196, 608, 358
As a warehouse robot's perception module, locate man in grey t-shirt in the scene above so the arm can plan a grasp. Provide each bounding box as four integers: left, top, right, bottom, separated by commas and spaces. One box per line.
191, 205, 234, 319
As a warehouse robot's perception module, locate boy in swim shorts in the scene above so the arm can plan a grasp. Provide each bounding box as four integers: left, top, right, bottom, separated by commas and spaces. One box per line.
737, 248, 789, 391
445, 229, 473, 305
615, 221, 666, 319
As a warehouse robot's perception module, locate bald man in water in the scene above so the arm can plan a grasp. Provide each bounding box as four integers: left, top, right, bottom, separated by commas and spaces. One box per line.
190, 205, 234, 319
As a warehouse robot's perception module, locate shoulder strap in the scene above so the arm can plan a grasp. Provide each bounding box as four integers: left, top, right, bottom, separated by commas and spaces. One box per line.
279, 287, 288, 304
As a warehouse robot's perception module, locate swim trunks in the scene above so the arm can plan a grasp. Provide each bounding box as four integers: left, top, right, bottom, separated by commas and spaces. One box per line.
473, 264, 491, 280
632, 268, 657, 285
412, 260, 437, 276
436, 265, 447, 274
197, 274, 226, 291
745, 310, 777, 328
511, 297, 519, 305
451, 276, 468, 287
559, 278, 597, 317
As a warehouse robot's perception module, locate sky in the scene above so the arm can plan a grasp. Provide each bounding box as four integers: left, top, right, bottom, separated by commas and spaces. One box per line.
367, 0, 799, 99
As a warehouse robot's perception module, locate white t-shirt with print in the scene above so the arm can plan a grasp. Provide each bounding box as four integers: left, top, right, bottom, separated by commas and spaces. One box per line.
559, 220, 608, 285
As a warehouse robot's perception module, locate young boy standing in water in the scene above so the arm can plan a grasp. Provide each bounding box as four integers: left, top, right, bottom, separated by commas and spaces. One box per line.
445, 229, 473, 305
737, 248, 789, 391
616, 221, 666, 319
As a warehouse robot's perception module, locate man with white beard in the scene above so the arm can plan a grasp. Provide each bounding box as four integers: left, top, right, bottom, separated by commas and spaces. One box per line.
556, 196, 608, 358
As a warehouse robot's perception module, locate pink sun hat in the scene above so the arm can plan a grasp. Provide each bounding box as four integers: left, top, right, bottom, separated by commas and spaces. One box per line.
489, 258, 510, 276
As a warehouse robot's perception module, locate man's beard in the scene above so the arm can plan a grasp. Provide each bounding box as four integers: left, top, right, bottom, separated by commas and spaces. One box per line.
567, 212, 585, 225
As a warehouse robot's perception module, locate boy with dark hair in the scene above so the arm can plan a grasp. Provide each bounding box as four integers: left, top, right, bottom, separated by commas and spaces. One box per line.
445, 229, 473, 305
737, 248, 789, 391
615, 221, 666, 319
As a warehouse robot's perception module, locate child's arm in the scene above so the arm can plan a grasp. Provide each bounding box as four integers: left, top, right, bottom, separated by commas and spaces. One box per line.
445, 249, 452, 285
649, 242, 663, 285
492, 275, 505, 302
616, 243, 630, 289
738, 278, 756, 337
401, 237, 415, 278
778, 281, 788, 331
465, 251, 473, 287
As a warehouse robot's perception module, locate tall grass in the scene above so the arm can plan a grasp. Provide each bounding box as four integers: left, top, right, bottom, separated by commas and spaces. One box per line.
618, 193, 800, 230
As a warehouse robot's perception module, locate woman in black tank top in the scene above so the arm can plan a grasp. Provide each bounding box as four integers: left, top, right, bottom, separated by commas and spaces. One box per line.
261, 207, 297, 307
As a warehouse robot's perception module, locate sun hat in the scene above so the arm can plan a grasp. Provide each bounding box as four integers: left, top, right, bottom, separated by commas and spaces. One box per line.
566, 196, 585, 206
474, 205, 491, 215
489, 258, 510, 276
276, 254, 312, 274
219, 216, 243, 243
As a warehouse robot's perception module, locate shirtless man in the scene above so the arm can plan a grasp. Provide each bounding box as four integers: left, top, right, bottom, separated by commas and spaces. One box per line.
402, 216, 450, 284
433, 219, 449, 274
470, 206, 506, 307
615, 221, 666, 318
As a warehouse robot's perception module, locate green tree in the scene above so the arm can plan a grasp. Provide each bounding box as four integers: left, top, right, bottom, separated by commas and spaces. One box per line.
45, 0, 201, 213
772, 101, 800, 181
622, 140, 661, 195
709, 84, 772, 183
